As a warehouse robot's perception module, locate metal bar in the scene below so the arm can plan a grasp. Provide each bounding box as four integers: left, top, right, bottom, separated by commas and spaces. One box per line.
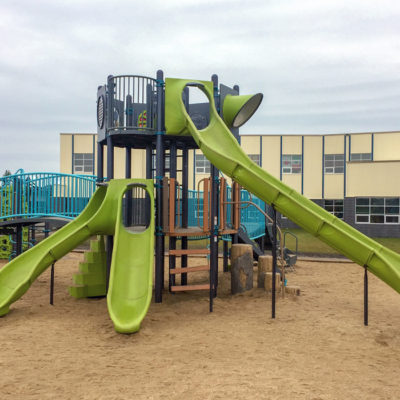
97, 142, 104, 181
272, 204, 277, 319
223, 240, 229, 272
181, 147, 189, 285
16, 224, 23, 256
169, 144, 177, 290
155, 69, 165, 303
219, 177, 225, 231
364, 265, 368, 326
169, 178, 175, 233
210, 164, 219, 298
146, 145, 152, 179
106, 134, 114, 291
203, 178, 209, 232
50, 263, 55, 305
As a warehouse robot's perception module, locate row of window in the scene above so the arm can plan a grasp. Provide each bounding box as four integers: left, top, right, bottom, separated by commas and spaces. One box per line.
323, 198, 400, 224
71, 154, 397, 225
281, 152, 372, 175
73, 151, 372, 176
355, 198, 400, 224
195, 154, 260, 173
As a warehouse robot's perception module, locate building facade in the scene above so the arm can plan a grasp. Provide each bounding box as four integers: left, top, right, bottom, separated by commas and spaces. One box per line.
60, 131, 400, 237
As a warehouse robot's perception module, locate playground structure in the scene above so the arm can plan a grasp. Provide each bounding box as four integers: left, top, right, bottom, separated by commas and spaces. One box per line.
0, 171, 97, 259
1, 70, 400, 334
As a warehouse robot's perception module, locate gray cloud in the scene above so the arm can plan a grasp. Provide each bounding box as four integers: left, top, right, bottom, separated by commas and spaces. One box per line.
0, 0, 399, 173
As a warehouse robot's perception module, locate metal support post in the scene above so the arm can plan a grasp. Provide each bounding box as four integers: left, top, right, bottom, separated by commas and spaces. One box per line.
169, 143, 177, 291
125, 147, 132, 226
155, 69, 165, 303
15, 224, 23, 256
364, 265, 368, 326
210, 164, 219, 300
181, 147, 189, 285
223, 240, 229, 272
106, 134, 114, 292
97, 142, 104, 181
272, 204, 277, 319
146, 145, 152, 179
50, 264, 55, 305
125, 147, 131, 178
209, 74, 220, 306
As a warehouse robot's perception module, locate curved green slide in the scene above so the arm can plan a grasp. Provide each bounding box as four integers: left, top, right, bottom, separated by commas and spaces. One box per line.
0, 179, 154, 333
165, 77, 400, 294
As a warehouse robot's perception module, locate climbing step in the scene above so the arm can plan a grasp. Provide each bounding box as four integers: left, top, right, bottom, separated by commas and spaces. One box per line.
171, 284, 210, 292
170, 265, 210, 274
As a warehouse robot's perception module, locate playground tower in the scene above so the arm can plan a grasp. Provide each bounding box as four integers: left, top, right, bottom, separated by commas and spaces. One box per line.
95, 71, 263, 309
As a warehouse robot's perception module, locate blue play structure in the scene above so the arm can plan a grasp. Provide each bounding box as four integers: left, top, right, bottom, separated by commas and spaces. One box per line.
0, 170, 97, 220
1, 170, 267, 239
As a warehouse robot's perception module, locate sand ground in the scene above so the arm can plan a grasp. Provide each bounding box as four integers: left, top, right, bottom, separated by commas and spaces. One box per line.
0, 253, 399, 400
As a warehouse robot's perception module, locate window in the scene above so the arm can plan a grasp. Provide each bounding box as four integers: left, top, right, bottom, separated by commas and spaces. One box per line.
355, 198, 400, 224
324, 154, 344, 174
282, 154, 302, 174
350, 153, 372, 162
248, 154, 260, 166
324, 199, 344, 219
195, 154, 211, 174
73, 153, 94, 174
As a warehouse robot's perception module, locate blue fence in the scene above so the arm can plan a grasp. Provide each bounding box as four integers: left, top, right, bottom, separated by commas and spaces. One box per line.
182, 185, 266, 240
1, 171, 266, 239
0, 171, 97, 220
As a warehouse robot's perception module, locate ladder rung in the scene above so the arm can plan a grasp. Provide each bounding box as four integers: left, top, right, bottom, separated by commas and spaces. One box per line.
171, 284, 210, 292
169, 249, 210, 256
170, 265, 210, 274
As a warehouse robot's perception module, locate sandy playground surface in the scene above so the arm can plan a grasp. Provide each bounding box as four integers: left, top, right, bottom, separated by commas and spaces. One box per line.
0, 252, 399, 400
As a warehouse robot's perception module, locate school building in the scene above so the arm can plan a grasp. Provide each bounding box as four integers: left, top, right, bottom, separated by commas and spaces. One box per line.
60, 130, 400, 237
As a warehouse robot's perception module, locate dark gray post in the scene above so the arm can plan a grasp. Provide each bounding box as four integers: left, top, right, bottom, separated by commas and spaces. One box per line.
223, 240, 229, 272
364, 265, 368, 326
125, 147, 132, 226
155, 70, 165, 303
106, 134, 114, 292
50, 264, 55, 305
210, 74, 220, 306
272, 204, 277, 319
146, 145, 152, 179
181, 147, 189, 285
125, 147, 131, 178
97, 142, 104, 181
15, 224, 23, 256
106, 135, 114, 181
169, 143, 177, 291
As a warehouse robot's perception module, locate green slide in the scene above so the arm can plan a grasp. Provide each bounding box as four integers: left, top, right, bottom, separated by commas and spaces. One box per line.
165, 77, 400, 294
0, 179, 154, 333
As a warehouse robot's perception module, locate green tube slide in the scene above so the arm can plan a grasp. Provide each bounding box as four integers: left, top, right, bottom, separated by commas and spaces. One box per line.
0, 179, 154, 333
165, 77, 400, 294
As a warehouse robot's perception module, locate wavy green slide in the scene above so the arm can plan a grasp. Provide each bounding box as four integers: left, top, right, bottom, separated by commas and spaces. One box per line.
165, 77, 400, 294
0, 179, 154, 333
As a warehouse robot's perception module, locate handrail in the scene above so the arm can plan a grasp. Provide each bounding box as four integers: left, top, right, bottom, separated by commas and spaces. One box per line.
283, 231, 298, 255
224, 200, 285, 261
0, 172, 97, 220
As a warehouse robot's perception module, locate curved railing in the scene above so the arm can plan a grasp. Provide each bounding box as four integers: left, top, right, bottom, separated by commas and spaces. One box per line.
1, 170, 266, 238
0, 171, 97, 220
184, 185, 266, 240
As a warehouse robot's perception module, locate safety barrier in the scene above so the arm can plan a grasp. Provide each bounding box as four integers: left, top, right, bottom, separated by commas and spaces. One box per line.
1, 171, 266, 239
0, 170, 97, 220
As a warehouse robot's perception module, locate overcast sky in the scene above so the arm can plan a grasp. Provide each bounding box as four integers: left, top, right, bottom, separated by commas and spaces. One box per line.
0, 0, 399, 173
